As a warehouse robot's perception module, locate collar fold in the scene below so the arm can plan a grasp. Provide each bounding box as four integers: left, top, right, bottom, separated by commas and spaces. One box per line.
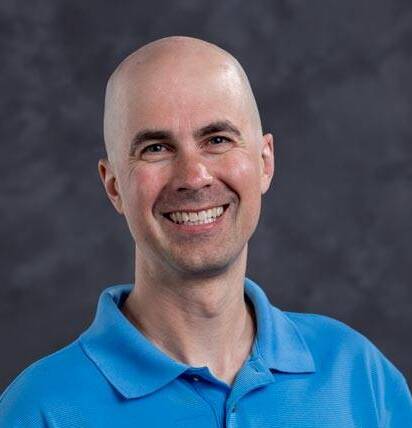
80, 285, 188, 399
245, 278, 316, 374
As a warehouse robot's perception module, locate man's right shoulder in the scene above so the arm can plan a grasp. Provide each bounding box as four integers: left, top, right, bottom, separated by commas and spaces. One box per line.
0, 340, 98, 427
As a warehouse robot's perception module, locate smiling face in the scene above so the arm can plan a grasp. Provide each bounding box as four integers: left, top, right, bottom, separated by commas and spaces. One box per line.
99, 38, 274, 279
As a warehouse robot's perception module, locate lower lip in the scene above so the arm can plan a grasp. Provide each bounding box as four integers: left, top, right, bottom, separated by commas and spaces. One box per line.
162, 205, 229, 234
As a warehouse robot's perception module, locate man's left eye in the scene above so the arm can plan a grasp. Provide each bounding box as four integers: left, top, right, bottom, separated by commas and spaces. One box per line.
209, 136, 230, 145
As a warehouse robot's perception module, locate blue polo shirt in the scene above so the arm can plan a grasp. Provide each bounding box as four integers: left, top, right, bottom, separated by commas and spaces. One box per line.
1, 278, 411, 427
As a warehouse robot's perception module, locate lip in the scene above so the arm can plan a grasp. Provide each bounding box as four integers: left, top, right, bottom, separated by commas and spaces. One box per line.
161, 204, 230, 234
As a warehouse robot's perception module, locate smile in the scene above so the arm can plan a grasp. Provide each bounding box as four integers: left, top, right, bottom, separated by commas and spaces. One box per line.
163, 204, 229, 225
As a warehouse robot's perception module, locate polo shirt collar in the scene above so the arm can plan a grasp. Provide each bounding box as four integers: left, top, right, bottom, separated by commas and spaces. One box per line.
80, 284, 188, 399
79, 278, 315, 399
245, 277, 315, 374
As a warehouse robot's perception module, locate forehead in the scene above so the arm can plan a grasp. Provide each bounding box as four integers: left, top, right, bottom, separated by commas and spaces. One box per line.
117, 57, 251, 133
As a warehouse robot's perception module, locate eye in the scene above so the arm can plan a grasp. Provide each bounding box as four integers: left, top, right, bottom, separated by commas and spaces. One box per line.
206, 135, 233, 154
140, 143, 174, 161
142, 143, 167, 153
209, 136, 230, 145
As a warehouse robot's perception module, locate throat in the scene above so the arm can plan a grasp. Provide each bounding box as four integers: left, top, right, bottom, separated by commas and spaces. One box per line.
121, 292, 256, 381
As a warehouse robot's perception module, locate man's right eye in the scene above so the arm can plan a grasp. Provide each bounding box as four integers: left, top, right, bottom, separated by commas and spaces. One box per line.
142, 143, 166, 153
139, 143, 174, 161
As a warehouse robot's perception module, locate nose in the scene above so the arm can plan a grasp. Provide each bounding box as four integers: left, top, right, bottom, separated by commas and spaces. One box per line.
171, 152, 214, 192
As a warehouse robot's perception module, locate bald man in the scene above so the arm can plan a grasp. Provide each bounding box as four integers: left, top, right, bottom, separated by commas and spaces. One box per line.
1, 36, 411, 428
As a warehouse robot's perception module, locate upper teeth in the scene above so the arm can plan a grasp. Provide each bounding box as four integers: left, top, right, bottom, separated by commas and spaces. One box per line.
168, 206, 225, 224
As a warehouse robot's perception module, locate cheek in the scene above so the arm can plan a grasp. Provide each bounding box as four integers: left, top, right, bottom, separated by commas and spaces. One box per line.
221, 151, 262, 207
221, 152, 262, 241
216, 150, 262, 242
121, 166, 166, 217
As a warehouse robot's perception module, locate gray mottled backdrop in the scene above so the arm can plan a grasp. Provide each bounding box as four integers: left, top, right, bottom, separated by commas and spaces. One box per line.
1, 0, 411, 390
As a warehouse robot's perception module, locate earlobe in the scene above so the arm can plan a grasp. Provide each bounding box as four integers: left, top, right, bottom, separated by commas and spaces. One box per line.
260, 133, 275, 195
97, 158, 124, 215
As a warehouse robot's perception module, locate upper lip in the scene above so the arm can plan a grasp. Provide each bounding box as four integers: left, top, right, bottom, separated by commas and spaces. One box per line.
162, 203, 229, 215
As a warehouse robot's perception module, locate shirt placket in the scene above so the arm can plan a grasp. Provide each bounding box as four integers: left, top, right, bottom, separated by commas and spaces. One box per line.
225, 357, 275, 428
184, 367, 231, 428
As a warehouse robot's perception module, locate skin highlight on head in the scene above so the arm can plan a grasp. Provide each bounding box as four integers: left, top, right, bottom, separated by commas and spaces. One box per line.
103, 36, 263, 166
97, 36, 274, 385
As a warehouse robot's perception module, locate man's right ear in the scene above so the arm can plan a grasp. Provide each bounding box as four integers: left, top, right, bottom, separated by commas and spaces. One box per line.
97, 158, 124, 215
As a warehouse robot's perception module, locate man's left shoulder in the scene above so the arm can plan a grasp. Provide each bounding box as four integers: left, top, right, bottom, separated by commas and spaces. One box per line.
269, 307, 412, 425
281, 308, 408, 388
283, 310, 377, 352
283, 309, 391, 363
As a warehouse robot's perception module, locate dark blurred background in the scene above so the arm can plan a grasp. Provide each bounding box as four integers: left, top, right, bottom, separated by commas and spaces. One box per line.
1, 0, 411, 391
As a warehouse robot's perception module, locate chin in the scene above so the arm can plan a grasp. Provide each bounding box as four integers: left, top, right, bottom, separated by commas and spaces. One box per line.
168, 251, 240, 279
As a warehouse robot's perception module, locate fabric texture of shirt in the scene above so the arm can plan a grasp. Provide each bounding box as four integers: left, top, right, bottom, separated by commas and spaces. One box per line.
1, 277, 411, 427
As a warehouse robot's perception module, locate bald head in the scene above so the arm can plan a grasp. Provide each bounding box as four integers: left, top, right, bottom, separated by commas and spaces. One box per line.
103, 36, 262, 162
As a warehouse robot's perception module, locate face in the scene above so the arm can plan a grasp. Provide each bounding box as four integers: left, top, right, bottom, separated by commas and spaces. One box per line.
99, 56, 274, 279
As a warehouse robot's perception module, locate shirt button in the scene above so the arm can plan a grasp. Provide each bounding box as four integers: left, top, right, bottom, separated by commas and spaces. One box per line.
192, 376, 199, 382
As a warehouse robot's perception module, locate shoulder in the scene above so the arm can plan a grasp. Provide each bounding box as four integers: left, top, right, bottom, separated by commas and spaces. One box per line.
284, 310, 375, 350
1, 340, 92, 399
0, 340, 96, 426
282, 310, 412, 417
283, 309, 401, 374
269, 307, 412, 424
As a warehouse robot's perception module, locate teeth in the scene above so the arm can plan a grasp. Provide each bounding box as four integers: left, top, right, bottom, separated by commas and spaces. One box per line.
167, 205, 226, 225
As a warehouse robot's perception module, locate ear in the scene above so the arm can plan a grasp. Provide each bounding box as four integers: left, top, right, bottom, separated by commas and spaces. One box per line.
97, 158, 124, 215
260, 133, 275, 194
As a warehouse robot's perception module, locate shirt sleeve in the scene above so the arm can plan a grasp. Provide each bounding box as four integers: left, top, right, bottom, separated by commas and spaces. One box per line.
0, 374, 48, 428
382, 374, 412, 427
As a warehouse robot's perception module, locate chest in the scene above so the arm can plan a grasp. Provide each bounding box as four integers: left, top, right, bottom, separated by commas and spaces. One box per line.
44, 375, 379, 428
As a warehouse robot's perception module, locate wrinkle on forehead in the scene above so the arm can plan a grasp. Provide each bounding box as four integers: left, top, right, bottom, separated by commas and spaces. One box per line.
103, 36, 262, 163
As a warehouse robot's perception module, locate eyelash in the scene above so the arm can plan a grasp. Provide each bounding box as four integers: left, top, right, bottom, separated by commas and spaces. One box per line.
142, 144, 167, 154
209, 136, 231, 145
141, 136, 231, 154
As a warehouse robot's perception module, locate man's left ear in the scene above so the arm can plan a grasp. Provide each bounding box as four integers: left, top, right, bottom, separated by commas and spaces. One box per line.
260, 133, 275, 194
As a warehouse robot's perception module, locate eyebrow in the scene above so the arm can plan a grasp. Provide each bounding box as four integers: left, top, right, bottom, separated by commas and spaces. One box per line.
193, 120, 242, 139
129, 120, 242, 156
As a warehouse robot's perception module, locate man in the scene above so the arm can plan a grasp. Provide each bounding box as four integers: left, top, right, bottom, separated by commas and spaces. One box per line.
1, 36, 411, 427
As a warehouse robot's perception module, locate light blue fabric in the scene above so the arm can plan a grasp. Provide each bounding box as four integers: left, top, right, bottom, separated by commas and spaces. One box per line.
1, 278, 411, 427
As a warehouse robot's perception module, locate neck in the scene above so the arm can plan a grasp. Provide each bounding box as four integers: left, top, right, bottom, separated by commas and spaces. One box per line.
121, 246, 256, 385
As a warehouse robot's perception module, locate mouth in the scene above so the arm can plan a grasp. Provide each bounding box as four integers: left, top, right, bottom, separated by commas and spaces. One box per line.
162, 204, 230, 226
